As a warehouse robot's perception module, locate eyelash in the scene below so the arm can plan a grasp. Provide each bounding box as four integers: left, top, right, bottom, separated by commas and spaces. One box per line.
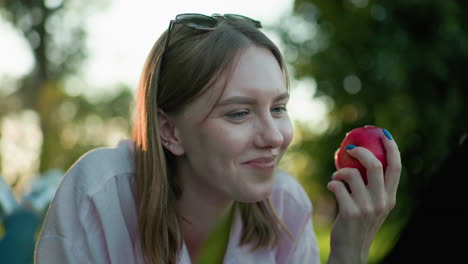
271, 106, 288, 115
225, 106, 288, 121
226, 110, 250, 120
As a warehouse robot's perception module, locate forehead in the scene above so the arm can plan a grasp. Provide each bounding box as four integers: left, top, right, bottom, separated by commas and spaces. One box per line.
180, 46, 287, 122
225, 46, 286, 96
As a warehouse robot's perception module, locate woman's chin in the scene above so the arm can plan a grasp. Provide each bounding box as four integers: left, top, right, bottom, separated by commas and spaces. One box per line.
236, 181, 274, 203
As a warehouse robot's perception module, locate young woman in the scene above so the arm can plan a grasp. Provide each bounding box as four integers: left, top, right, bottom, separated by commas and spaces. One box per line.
35, 13, 401, 264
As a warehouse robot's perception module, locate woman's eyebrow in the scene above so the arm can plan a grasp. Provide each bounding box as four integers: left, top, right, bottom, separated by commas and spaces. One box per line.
217, 92, 290, 106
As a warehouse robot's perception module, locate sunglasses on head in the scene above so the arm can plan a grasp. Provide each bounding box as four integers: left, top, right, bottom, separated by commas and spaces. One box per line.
157, 13, 262, 89
162, 13, 262, 56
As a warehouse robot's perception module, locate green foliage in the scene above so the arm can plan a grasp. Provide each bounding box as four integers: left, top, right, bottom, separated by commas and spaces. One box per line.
197, 206, 234, 263
276, 0, 468, 261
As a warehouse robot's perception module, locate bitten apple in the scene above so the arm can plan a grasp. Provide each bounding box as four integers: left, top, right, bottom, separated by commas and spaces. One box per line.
334, 125, 387, 185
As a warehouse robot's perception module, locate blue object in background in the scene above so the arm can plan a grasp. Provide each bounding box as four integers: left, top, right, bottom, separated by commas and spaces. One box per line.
0, 169, 62, 263
0, 207, 40, 264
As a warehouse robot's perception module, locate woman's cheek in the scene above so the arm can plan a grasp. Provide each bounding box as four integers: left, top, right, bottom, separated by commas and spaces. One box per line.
281, 117, 294, 148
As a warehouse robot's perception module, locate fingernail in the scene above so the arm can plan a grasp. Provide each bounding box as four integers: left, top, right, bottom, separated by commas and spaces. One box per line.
345, 144, 356, 150
382, 128, 393, 140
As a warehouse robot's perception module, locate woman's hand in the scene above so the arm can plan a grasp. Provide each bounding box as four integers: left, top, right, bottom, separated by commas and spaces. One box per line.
326, 130, 401, 264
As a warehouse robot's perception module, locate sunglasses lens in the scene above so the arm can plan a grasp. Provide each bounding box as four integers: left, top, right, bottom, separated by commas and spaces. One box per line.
177, 14, 217, 29
223, 14, 262, 28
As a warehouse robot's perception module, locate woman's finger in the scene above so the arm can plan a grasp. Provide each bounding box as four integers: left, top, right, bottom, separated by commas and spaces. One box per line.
381, 129, 402, 200
346, 146, 385, 195
327, 180, 356, 217
332, 168, 369, 205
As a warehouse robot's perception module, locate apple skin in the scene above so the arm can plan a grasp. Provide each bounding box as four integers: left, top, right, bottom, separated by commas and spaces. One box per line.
334, 125, 387, 185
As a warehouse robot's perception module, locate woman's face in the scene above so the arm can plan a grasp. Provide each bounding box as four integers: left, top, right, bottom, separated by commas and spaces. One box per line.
172, 45, 293, 203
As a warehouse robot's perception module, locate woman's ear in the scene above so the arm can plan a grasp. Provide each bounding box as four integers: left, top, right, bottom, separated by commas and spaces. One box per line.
157, 109, 185, 156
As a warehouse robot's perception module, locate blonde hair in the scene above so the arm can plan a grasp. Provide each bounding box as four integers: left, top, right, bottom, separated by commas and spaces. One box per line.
133, 17, 291, 264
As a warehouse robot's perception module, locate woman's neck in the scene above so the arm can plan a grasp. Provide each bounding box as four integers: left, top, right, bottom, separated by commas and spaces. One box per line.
175, 172, 234, 262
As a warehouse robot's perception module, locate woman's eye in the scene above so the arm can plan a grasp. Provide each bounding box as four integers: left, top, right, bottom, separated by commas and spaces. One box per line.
271, 106, 287, 115
225, 110, 250, 120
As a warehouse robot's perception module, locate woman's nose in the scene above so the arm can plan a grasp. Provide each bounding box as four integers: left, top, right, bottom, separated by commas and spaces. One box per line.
254, 118, 284, 149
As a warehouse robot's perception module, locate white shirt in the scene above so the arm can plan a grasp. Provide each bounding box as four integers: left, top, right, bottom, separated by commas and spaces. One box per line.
35, 140, 320, 263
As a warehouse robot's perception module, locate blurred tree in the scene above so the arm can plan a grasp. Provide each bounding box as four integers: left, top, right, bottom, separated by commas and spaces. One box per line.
276, 0, 467, 262
0, 0, 133, 178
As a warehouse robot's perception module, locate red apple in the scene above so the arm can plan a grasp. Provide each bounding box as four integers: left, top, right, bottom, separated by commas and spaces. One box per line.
334, 125, 387, 185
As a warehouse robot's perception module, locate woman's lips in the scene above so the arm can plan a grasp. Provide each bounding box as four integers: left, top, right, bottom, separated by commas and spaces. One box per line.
243, 156, 277, 170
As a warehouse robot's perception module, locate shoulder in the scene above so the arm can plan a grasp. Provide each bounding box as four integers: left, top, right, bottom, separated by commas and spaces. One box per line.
62, 139, 135, 198
44, 139, 136, 216
36, 140, 139, 261
68, 139, 135, 179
